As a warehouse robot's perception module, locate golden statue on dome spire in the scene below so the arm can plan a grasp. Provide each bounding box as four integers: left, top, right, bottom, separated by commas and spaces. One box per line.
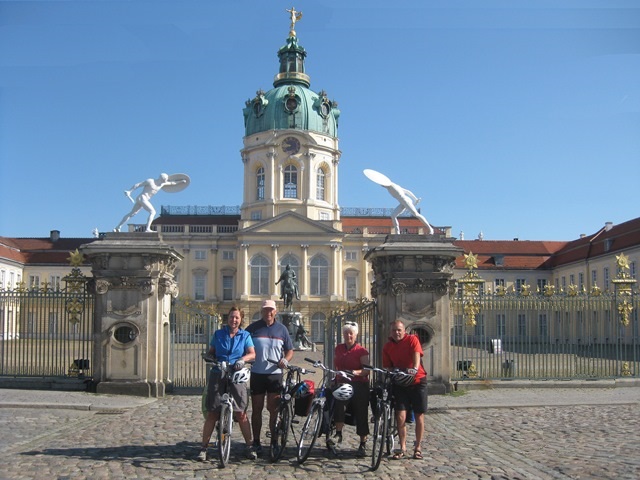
286, 6, 303, 37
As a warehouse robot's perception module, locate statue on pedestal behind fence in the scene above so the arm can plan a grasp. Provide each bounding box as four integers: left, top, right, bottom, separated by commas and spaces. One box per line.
115, 173, 190, 232
276, 264, 300, 311
364, 168, 434, 235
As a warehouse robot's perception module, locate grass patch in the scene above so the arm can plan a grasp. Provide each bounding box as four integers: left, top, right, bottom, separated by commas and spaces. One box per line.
447, 390, 468, 397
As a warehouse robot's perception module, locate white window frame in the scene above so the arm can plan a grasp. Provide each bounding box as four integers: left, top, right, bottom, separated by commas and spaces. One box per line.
222, 274, 234, 301
193, 271, 206, 301
316, 167, 325, 201
345, 250, 357, 262
256, 167, 265, 200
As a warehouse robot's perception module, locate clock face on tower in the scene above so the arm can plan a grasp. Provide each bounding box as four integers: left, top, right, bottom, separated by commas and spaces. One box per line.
282, 136, 301, 155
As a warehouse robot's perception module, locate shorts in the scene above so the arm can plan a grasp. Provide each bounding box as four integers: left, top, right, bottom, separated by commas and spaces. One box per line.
393, 380, 428, 414
250, 372, 282, 395
205, 369, 249, 413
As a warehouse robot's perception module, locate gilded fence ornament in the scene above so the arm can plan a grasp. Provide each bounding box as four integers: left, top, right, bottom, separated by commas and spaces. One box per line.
67, 249, 84, 267
520, 283, 531, 296
458, 251, 484, 326
173, 297, 218, 317
612, 253, 637, 326
621, 362, 632, 376
463, 252, 478, 270
617, 300, 633, 327
567, 284, 579, 296
64, 250, 89, 323
467, 363, 478, 378
66, 298, 84, 325
590, 283, 602, 296
463, 302, 481, 326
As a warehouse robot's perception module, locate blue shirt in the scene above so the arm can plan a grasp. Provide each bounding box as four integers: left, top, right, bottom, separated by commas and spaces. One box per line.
209, 326, 254, 364
246, 319, 294, 374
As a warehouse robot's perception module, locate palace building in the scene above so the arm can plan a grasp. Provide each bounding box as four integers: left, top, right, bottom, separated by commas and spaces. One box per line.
2, 16, 639, 345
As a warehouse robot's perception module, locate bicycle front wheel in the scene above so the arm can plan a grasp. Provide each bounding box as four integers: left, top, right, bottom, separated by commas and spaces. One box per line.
371, 401, 388, 471
218, 405, 233, 467
270, 402, 292, 462
297, 402, 322, 464
386, 406, 397, 455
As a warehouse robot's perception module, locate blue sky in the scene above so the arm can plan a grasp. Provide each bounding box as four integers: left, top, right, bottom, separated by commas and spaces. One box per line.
1, 0, 638, 241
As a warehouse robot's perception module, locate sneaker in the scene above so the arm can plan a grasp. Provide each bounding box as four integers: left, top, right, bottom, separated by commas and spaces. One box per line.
252, 441, 263, 455
334, 431, 343, 444
326, 438, 336, 449
356, 443, 367, 458
245, 445, 258, 460
196, 449, 207, 462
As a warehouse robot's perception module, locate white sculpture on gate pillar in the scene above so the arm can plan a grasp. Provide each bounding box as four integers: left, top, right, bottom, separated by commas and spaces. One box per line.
115, 173, 190, 232
363, 169, 434, 235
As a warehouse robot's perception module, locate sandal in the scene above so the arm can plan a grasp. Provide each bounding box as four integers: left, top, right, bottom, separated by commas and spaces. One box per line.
391, 450, 406, 460
413, 449, 423, 460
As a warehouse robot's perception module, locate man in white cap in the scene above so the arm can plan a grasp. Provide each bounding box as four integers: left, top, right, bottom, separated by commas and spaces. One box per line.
245, 299, 294, 454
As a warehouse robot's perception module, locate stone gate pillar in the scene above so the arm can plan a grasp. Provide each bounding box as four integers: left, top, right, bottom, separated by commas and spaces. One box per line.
365, 234, 462, 394
81, 232, 183, 397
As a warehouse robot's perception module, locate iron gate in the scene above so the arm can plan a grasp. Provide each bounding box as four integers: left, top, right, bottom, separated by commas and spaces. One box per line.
0, 265, 94, 381
169, 299, 219, 389
326, 300, 378, 368
452, 256, 640, 380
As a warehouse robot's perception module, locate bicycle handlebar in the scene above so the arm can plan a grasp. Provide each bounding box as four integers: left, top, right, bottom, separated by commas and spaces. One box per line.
267, 358, 315, 374
304, 358, 354, 380
201, 353, 253, 370
363, 364, 413, 379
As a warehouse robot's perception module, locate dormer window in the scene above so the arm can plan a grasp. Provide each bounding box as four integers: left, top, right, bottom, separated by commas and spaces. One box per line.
494, 255, 504, 266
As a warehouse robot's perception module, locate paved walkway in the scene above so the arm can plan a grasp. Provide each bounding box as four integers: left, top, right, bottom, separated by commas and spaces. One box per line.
1, 385, 639, 479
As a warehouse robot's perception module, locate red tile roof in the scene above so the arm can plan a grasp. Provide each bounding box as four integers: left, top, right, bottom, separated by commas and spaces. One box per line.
452, 240, 568, 270
551, 217, 640, 267
0, 237, 94, 266
2, 217, 639, 272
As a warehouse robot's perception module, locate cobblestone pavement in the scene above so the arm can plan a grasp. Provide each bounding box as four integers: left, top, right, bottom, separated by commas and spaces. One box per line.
1, 388, 639, 480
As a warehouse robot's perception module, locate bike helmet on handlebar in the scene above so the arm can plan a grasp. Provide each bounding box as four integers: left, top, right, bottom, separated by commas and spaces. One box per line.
332, 383, 354, 401
231, 368, 251, 384
393, 371, 416, 387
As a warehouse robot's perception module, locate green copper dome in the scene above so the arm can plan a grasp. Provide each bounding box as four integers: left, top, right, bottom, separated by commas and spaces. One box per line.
243, 34, 340, 137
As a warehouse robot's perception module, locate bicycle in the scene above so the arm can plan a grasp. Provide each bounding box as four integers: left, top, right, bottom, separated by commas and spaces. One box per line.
296, 357, 353, 464
202, 353, 251, 468
363, 365, 413, 471
267, 358, 315, 462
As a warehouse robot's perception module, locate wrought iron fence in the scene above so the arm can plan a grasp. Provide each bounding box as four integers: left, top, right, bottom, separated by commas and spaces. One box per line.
451, 252, 639, 380
169, 299, 219, 389
0, 265, 94, 379
325, 300, 378, 369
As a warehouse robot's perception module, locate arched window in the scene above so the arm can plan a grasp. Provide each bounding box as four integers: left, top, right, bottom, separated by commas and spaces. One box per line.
250, 254, 270, 295
279, 254, 300, 276
283, 164, 297, 198
316, 167, 325, 201
256, 167, 265, 200
309, 255, 329, 296
311, 312, 326, 343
